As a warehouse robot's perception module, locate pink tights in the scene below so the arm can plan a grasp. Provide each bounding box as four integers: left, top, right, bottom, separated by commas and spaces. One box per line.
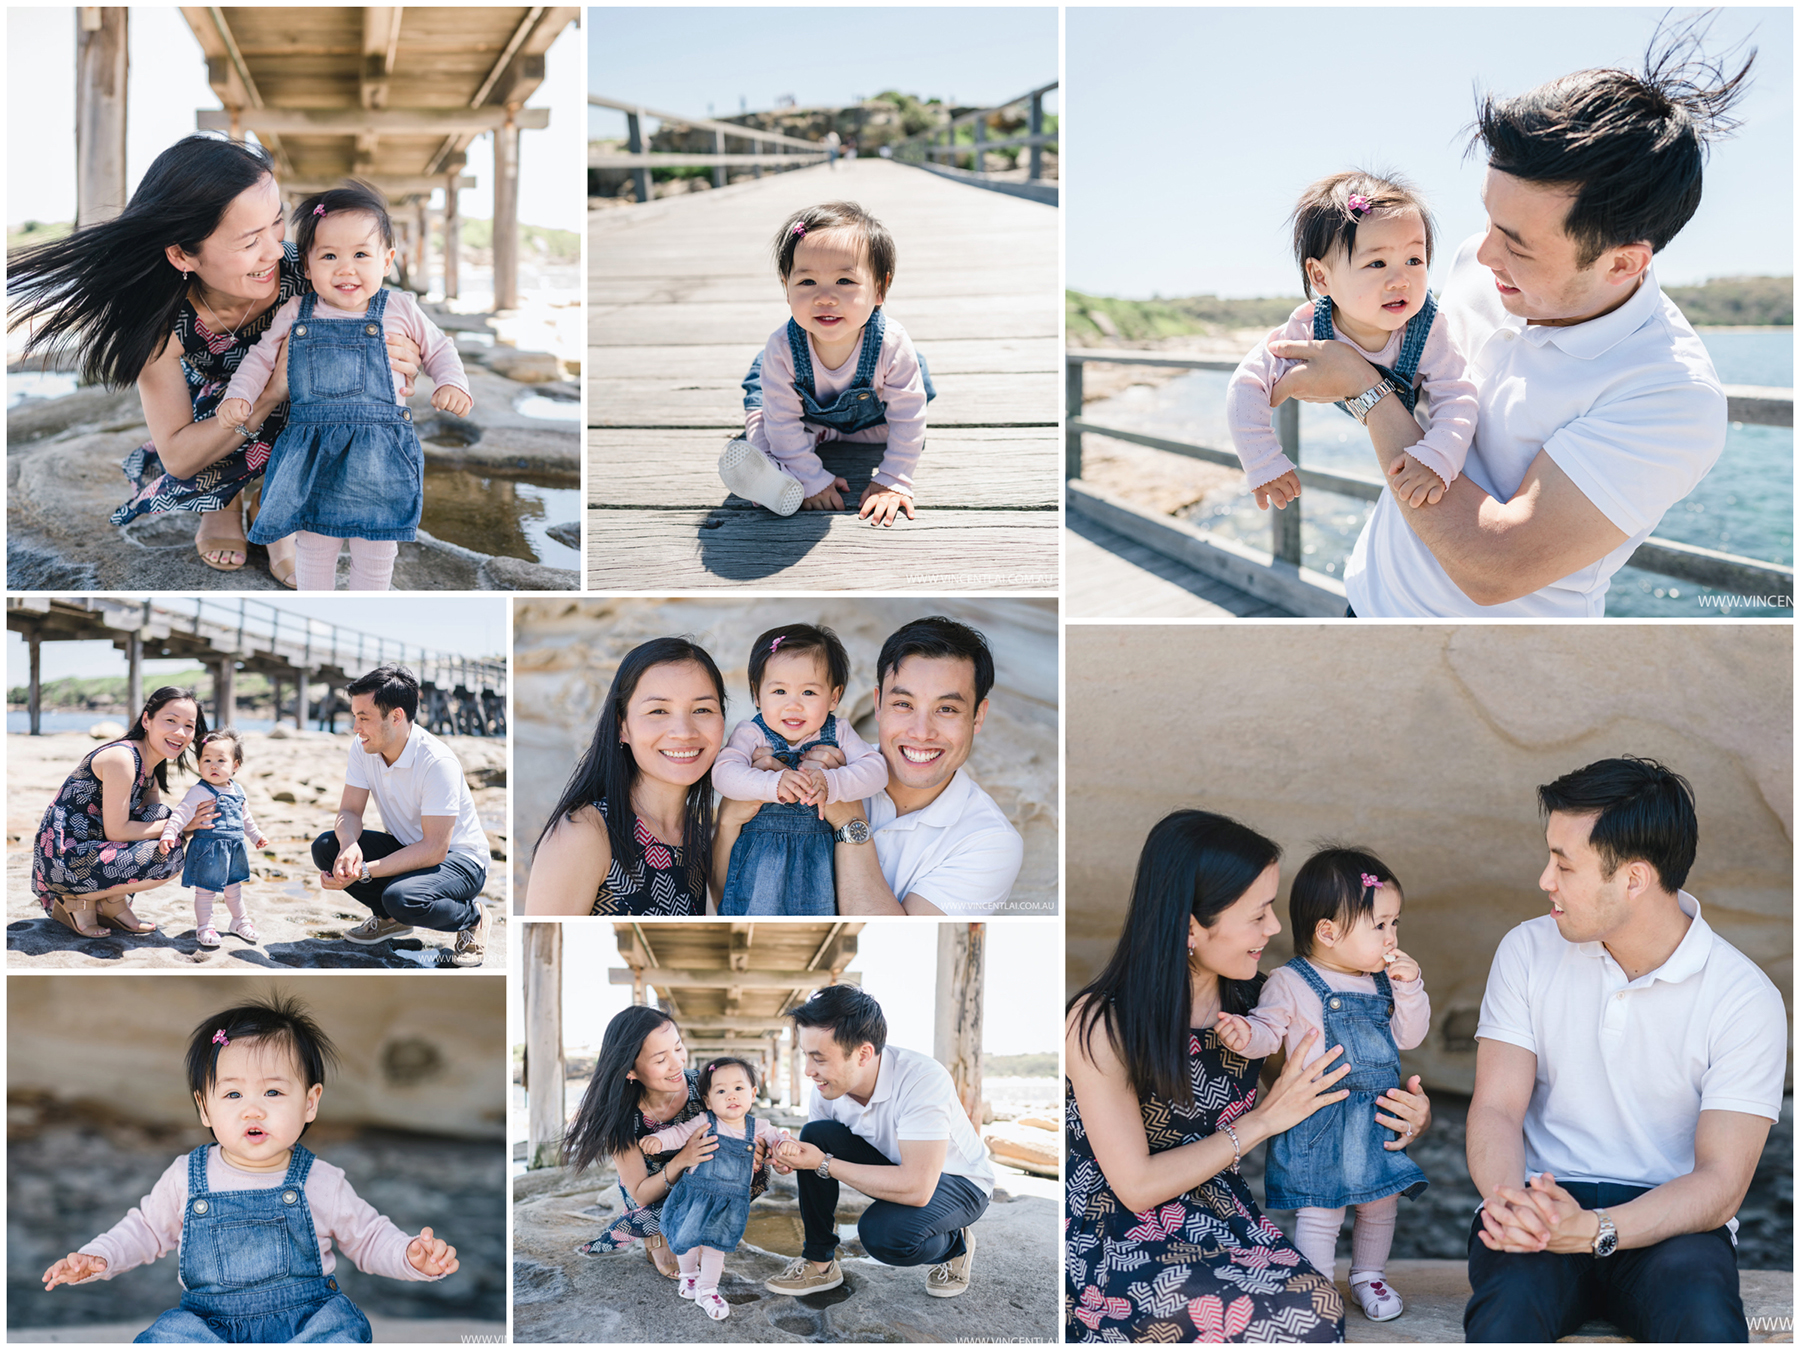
194, 883, 246, 929
1293, 1194, 1399, 1284
293, 532, 399, 591
677, 1246, 726, 1298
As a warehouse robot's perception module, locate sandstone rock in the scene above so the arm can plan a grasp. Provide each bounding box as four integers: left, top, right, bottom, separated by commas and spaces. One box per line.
87, 721, 126, 740
984, 1123, 1059, 1176
483, 348, 564, 384
546, 521, 580, 549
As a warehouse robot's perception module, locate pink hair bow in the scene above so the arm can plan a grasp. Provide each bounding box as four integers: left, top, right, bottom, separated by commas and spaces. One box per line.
769, 635, 784, 652
1361, 872, 1381, 890
212, 1029, 230, 1047
313, 204, 327, 217
1346, 194, 1373, 217
790, 221, 806, 238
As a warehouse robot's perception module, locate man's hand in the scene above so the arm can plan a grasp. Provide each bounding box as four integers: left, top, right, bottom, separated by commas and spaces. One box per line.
1267, 338, 1378, 405
332, 842, 365, 881
43, 1252, 107, 1290
802, 478, 850, 511
780, 1140, 826, 1171
820, 798, 865, 829
858, 484, 915, 527
801, 744, 846, 771
1389, 453, 1447, 508
1253, 469, 1301, 511
405, 1227, 459, 1277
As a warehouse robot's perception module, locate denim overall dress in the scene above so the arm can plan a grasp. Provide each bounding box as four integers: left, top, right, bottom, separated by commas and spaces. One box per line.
717, 712, 840, 917
741, 307, 937, 433
247, 288, 422, 545
1313, 292, 1439, 420
135, 1145, 371, 1343
659, 1111, 761, 1257
1263, 957, 1428, 1211
181, 781, 251, 894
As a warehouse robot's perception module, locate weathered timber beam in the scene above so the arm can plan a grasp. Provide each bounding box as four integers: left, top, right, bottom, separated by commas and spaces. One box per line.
198, 108, 550, 134
607, 968, 863, 989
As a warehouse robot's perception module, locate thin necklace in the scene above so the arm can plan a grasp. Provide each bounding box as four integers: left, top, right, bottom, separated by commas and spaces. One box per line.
193, 285, 248, 343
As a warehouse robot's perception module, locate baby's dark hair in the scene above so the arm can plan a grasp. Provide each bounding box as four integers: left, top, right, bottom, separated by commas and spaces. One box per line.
186, 995, 338, 1110
292, 180, 394, 266
1289, 845, 1402, 958
747, 623, 851, 703
772, 201, 896, 298
1290, 170, 1437, 299
198, 727, 245, 767
698, 1055, 759, 1098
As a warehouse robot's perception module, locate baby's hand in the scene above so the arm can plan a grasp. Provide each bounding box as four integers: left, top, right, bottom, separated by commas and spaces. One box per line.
218, 398, 254, 428
431, 385, 473, 417
774, 769, 811, 805
797, 764, 829, 813
1213, 1012, 1255, 1054
157, 836, 174, 855
801, 477, 849, 512
858, 484, 915, 527
1252, 470, 1301, 511
405, 1227, 459, 1278
801, 744, 846, 771
252, 833, 270, 851
775, 1139, 804, 1164
640, 1136, 664, 1155
1387, 453, 1447, 508
43, 1251, 107, 1290
1384, 948, 1421, 983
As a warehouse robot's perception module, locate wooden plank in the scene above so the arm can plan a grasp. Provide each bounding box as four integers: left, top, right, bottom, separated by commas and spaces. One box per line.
588, 338, 1060, 380
586, 508, 1060, 590
589, 428, 1061, 509
590, 300, 1055, 346
589, 372, 1059, 429
1065, 513, 1292, 618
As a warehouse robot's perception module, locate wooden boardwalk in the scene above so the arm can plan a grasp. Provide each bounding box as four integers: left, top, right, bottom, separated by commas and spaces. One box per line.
1066, 514, 1294, 618
588, 158, 1060, 590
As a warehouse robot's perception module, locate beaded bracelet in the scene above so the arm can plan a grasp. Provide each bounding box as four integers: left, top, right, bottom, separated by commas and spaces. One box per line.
1220, 1122, 1242, 1173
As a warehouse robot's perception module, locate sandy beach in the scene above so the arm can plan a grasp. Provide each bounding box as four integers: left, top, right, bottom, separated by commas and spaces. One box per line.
7, 728, 507, 970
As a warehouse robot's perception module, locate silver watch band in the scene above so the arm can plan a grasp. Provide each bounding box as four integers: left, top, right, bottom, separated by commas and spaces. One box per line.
1346, 376, 1398, 425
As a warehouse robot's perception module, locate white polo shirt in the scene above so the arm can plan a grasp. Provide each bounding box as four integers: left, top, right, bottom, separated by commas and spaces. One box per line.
1346, 234, 1727, 618
1476, 892, 1786, 1198
344, 722, 491, 868
809, 1044, 996, 1196
864, 768, 1023, 916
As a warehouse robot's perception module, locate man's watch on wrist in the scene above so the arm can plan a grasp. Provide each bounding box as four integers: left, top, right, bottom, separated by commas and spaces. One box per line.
1591, 1208, 1618, 1258
833, 819, 871, 845
816, 1153, 833, 1180
1344, 375, 1399, 425
358, 861, 372, 883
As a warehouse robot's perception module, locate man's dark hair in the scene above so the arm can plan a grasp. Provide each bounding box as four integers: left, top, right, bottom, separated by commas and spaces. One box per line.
747, 623, 851, 703
346, 664, 419, 721
791, 985, 887, 1057
1537, 756, 1698, 892
876, 616, 994, 707
187, 995, 337, 1137
1469, 14, 1756, 266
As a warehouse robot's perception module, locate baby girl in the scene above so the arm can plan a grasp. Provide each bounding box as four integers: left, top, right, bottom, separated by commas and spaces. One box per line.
1227, 171, 1477, 513
159, 728, 267, 948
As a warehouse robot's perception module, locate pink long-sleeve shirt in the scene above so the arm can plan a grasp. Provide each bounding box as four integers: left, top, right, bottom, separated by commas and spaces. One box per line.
76, 1146, 443, 1287
1238, 958, 1431, 1069
743, 314, 928, 498
648, 1113, 791, 1153
1226, 299, 1477, 492
223, 289, 470, 408
159, 782, 266, 849
712, 714, 888, 805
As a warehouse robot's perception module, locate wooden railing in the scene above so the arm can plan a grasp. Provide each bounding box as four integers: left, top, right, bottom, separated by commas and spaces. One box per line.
890, 81, 1058, 198
1066, 350, 1795, 603
588, 94, 828, 200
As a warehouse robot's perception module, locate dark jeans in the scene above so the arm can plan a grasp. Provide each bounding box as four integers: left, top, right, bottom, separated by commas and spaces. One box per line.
1344, 604, 1358, 618
311, 830, 485, 934
1465, 1181, 1746, 1343
796, 1119, 989, 1267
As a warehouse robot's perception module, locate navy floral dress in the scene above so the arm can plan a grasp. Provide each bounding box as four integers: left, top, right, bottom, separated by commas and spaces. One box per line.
31, 741, 182, 910
111, 243, 307, 523
589, 800, 701, 916
1065, 1026, 1344, 1343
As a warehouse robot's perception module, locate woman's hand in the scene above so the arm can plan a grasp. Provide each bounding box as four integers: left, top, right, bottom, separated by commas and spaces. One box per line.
1376, 1073, 1432, 1150
185, 799, 218, 834
664, 1122, 718, 1181
1245, 1028, 1351, 1140
262, 336, 291, 409
386, 332, 421, 398
801, 744, 846, 771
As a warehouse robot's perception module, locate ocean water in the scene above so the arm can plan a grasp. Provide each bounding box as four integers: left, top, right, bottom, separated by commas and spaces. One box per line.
1086, 330, 1793, 617
9, 712, 279, 734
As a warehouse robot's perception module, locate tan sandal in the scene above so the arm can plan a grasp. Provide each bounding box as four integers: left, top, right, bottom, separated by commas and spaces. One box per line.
644, 1233, 680, 1278
97, 895, 158, 935
50, 897, 107, 939
195, 507, 248, 572
246, 487, 298, 589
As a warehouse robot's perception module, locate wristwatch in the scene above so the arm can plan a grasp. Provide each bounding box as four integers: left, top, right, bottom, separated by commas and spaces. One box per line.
1591, 1208, 1618, 1258
816, 1153, 834, 1180
358, 861, 372, 884
1344, 375, 1399, 425
833, 819, 872, 845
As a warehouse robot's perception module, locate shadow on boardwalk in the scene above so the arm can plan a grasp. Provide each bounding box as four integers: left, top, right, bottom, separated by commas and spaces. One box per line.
589, 159, 1060, 591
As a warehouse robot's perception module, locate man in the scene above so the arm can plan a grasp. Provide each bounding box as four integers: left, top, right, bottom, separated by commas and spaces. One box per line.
764, 986, 993, 1299
1275, 32, 1752, 615
715, 615, 1025, 915
312, 664, 493, 967
1463, 757, 1785, 1341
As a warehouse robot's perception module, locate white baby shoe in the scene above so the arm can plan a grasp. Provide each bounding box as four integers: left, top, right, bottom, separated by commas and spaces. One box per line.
719, 438, 804, 516
1351, 1275, 1404, 1322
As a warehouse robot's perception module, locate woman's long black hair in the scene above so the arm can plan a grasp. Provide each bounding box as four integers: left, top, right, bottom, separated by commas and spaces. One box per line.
7, 134, 276, 388
534, 637, 725, 900
1068, 810, 1281, 1108
562, 1005, 690, 1172
125, 686, 209, 793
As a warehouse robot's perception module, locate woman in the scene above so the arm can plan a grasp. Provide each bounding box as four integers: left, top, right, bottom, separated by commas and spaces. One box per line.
525, 638, 726, 915
1065, 811, 1433, 1343
562, 1006, 770, 1277
7, 134, 418, 586
31, 686, 212, 938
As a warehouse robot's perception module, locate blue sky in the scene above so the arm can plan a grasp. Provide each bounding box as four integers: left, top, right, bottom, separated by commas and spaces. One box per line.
590, 8, 1058, 138
1068, 7, 1791, 297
